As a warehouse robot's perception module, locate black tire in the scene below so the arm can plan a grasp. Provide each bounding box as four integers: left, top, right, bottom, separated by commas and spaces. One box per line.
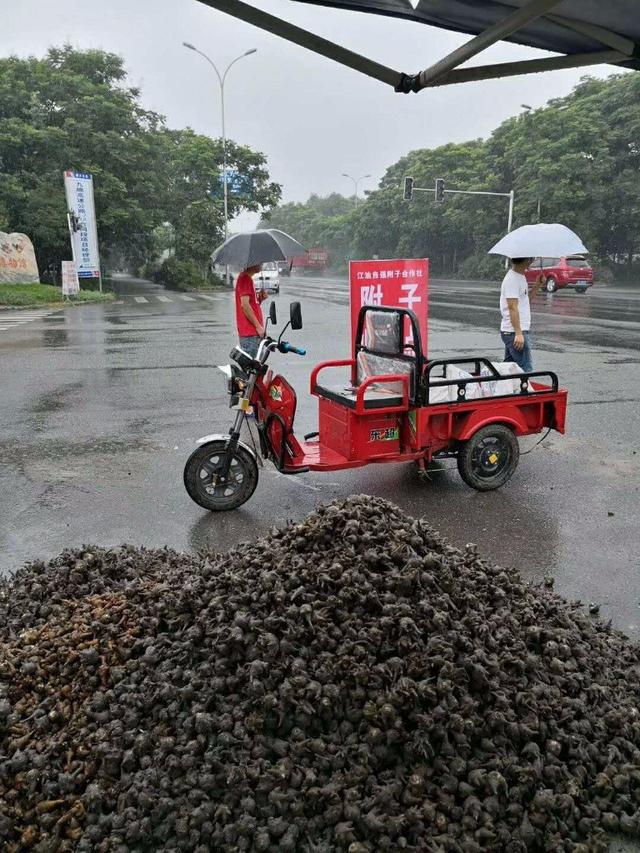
184, 440, 258, 511
545, 276, 557, 293
457, 424, 519, 492
576, 287, 586, 294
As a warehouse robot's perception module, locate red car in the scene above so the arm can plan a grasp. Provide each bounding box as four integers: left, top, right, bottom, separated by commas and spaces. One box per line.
525, 256, 593, 294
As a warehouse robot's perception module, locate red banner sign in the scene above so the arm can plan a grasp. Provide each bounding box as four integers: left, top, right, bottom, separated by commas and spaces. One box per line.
349, 258, 429, 357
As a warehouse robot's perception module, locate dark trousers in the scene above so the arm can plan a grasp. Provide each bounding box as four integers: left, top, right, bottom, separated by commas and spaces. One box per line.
501, 330, 532, 372
239, 335, 261, 358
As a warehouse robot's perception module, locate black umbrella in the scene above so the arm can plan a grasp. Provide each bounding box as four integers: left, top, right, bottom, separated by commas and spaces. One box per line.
210, 229, 305, 269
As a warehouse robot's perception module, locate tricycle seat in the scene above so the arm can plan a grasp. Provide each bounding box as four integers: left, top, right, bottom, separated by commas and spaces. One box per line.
311, 306, 423, 414
315, 383, 405, 410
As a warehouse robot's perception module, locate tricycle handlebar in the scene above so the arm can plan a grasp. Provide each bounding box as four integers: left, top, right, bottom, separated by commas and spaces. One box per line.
279, 341, 306, 356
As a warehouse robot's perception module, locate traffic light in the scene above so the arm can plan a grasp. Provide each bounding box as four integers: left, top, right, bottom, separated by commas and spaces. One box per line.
435, 178, 445, 203
403, 176, 414, 201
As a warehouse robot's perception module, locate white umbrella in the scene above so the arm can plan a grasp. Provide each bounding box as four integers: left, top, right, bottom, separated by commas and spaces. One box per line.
488, 224, 588, 259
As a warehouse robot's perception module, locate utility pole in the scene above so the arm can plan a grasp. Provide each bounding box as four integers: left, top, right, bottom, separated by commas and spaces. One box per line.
183, 42, 257, 285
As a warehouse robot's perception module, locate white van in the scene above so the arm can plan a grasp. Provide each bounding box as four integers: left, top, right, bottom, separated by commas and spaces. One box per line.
252, 262, 280, 294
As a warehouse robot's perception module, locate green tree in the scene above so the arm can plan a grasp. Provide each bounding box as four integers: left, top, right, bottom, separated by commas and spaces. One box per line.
0, 46, 167, 275
162, 129, 281, 269
261, 193, 357, 268
354, 140, 505, 276
0, 46, 281, 280
262, 72, 640, 279
487, 73, 640, 272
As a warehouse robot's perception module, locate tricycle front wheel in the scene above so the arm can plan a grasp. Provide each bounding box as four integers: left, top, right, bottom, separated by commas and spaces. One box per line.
457, 424, 519, 491
184, 440, 258, 511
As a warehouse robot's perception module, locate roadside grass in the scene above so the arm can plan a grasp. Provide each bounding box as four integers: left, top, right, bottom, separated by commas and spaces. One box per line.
0, 283, 114, 307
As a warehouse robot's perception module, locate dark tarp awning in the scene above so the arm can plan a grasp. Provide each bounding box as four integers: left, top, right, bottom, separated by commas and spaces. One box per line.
196, 0, 640, 92
293, 0, 640, 66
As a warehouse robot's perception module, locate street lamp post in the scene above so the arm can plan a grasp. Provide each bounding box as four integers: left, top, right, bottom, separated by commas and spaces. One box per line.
342, 173, 371, 208
519, 106, 543, 221
183, 42, 257, 285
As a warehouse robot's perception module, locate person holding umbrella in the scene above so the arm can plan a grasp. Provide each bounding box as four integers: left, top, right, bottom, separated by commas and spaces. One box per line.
499, 258, 543, 372
489, 224, 590, 372
210, 228, 306, 358
235, 264, 266, 357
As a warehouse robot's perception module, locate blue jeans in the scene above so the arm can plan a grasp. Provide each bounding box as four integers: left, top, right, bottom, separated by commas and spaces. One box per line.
239, 335, 261, 358
501, 331, 533, 373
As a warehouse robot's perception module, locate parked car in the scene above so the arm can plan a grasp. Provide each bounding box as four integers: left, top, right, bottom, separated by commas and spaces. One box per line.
252, 262, 280, 294
525, 256, 593, 293
277, 260, 291, 277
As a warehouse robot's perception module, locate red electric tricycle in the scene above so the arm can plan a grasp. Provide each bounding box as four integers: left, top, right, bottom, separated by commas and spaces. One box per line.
184, 301, 567, 511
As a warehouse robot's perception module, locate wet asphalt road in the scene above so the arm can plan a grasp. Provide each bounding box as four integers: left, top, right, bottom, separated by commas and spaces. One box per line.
1, 273, 639, 643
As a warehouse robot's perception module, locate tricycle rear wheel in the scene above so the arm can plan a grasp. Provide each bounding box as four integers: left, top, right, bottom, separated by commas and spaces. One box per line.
457, 424, 519, 491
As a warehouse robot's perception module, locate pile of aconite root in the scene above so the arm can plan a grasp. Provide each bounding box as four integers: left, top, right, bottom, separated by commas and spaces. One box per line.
1, 496, 639, 852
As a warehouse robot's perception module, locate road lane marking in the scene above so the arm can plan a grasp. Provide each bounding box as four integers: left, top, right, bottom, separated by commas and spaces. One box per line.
198, 294, 222, 301
428, 299, 640, 328
0, 309, 57, 331
134, 296, 149, 303
180, 295, 196, 301
156, 295, 172, 302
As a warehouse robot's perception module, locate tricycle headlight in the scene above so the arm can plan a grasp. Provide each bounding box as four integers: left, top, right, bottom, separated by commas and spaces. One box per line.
217, 364, 233, 395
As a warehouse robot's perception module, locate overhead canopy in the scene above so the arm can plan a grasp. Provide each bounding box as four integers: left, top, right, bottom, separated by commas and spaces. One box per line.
196, 0, 640, 92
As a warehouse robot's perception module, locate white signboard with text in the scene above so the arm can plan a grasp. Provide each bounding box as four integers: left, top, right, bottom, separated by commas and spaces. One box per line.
61, 261, 80, 296
63, 170, 101, 279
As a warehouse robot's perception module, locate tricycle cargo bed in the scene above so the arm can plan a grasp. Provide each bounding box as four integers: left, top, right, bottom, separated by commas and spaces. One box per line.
311, 349, 567, 465
416, 382, 567, 444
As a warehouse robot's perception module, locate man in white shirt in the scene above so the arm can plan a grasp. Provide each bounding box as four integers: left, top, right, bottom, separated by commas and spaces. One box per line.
500, 258, 544, 372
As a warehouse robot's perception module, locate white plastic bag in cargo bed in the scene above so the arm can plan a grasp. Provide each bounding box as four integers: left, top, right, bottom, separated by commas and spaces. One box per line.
479, 362, 531, 397
426, 361, 530, 404
426, 365, 484, 403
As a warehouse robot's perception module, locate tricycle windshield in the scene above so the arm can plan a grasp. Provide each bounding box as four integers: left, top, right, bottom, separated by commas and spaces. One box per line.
362, 310, 402, 354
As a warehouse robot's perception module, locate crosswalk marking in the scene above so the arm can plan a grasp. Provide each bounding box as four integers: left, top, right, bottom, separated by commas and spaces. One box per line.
103, 292, 232, 306
105, 292, 234, 304
0, 309, 57, 332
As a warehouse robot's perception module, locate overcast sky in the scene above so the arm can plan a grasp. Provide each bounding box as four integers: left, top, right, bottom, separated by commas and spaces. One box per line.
3, 0, 620, 229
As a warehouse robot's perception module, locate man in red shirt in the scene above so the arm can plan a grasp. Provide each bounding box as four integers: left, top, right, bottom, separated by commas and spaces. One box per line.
235, 264, 267, 357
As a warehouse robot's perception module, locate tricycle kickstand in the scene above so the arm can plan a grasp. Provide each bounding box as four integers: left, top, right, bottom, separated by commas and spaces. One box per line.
416, 458, 431, 482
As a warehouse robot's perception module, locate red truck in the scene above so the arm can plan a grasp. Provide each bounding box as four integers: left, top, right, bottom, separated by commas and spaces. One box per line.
290, 247, 328, 274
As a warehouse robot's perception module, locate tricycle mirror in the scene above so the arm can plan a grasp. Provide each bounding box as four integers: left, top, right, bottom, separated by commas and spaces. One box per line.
290, 301, 303, 330
269, 302, 277, 325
